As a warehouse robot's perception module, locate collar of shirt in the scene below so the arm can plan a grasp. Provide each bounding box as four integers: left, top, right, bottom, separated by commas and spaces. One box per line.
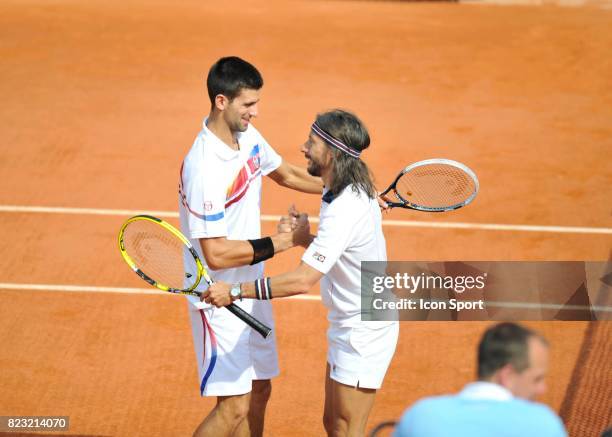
202, 117, 243, 161
459, 382, 514, 401
322, 188, 339, 204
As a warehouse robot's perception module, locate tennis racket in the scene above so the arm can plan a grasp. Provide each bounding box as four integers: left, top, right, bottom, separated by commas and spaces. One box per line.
118, 214, 272, 339
380, 158, 479, 212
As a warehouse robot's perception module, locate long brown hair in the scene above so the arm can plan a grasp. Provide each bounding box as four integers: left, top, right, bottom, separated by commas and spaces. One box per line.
315, 109, 376, 198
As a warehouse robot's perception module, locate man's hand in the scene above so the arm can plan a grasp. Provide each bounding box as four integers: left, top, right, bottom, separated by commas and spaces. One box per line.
378, 192, 391, 212
201, 281, 232, 307
290, 207, 311, 248
276, 205, 313, 249
278, 204, 298, 233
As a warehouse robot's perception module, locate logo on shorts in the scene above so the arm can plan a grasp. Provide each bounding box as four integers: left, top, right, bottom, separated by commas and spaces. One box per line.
204, 201, 213, 211
313, 252, 326, 263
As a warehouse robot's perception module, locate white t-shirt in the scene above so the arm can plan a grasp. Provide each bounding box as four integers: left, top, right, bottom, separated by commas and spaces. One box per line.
179, 118, 282, 293
302, 185, 388, 327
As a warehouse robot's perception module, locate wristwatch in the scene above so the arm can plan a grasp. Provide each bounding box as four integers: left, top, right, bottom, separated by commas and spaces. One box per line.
230, 283, 242, 301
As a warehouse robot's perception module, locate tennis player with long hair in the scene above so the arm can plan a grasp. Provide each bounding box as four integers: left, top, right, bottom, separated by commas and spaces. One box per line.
205, 109, 399, 437
180, 56, 322, 437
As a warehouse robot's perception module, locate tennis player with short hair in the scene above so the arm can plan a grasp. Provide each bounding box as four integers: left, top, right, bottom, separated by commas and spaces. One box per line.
392, 322, 567, 437
179, 56, 322, 437
205, 109, 399, 437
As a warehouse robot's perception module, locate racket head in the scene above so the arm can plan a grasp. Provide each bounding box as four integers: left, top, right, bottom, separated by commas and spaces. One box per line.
392, 159, 479, 212
118, 215, 207, 295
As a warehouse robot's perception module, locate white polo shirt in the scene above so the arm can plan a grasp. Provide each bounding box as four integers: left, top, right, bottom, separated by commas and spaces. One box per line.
179, 118, 282, 289
302, 185, 388, 327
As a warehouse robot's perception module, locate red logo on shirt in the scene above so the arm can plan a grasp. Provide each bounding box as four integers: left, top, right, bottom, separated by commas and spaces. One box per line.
204, 201, 213, 211
313, 252, 326, 263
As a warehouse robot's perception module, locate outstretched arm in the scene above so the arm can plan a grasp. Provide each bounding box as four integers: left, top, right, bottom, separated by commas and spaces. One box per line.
199, 233, 294, 271
199, 206, 312, 271
203, 210, 320, 305
202, 261, 323, 306
268, 160, 323, 194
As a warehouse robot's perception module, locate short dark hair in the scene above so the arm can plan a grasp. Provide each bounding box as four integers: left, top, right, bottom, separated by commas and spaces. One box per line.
477, 322, 548, 379
314, 109, 376, 198
206, 56, 263, 104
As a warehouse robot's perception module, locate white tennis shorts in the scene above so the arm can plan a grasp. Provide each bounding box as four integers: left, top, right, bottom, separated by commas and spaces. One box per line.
327, 322, 399, 389
187, 297, 279, 397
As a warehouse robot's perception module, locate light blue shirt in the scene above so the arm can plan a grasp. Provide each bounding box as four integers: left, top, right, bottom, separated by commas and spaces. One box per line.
393, 382, 567, 437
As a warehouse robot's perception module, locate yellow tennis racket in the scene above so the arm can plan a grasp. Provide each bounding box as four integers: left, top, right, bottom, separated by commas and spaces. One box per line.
118, 215, 271, 338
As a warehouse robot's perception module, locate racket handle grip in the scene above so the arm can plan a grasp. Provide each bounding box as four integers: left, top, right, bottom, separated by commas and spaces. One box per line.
226, 303, 272, 339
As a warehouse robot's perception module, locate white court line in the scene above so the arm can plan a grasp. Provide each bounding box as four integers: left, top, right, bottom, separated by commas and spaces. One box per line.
0, 282, 321, 301
1, 283, 608, 313
1, 205, 611, 235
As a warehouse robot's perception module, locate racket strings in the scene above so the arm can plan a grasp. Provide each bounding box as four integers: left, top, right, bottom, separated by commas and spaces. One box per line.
122, 220, 199, 290
396, 164, 477, 208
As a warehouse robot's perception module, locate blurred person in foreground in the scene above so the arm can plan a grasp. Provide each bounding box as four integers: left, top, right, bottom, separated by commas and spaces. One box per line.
393, 322, 567, 437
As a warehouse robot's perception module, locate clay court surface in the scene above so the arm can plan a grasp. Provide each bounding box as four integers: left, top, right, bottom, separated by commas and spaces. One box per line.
1, 1, 611, 436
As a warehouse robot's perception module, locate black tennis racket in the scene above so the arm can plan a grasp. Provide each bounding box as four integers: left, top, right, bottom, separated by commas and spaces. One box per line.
380, 159, 479, 212
118, 214, 272, 339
